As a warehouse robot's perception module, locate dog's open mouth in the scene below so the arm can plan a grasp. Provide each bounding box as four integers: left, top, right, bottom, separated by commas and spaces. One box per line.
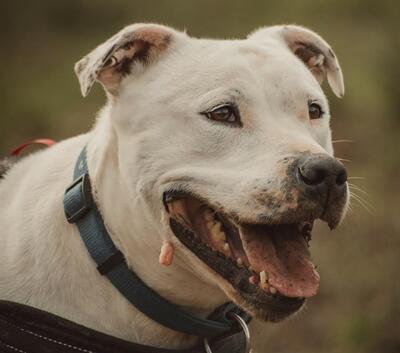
164, 191, 320, 320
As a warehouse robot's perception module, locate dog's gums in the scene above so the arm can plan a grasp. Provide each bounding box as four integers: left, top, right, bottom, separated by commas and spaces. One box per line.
164, 191, 320, 321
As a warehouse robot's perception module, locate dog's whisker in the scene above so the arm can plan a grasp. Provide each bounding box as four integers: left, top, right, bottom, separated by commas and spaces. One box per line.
349, 192, 374, 214
348, 183, 369, 196
336, 157, 352, 163
350, 198, 373, 215
346, 201, 353, 212
345, 202, 353, 215
349, 190, 371, 205
348, 186, 368, 196
332, 139, 354, 144
348, 176, 366, 180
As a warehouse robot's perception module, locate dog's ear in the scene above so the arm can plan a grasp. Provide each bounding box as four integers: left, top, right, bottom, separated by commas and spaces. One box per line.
248, 25, 344, 98
75, 24, 179, 97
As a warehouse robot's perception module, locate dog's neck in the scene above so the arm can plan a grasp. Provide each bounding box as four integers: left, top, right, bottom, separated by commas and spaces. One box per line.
84, 104, 227, 348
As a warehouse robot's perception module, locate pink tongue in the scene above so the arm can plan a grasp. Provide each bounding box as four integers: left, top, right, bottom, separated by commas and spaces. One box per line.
240, 224, 320, 298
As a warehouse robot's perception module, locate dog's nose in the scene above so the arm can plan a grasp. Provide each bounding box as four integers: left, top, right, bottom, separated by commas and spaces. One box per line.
297, 154, 347, 189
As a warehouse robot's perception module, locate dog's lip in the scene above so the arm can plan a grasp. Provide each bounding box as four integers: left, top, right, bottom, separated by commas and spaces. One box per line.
163, 190, 319, 300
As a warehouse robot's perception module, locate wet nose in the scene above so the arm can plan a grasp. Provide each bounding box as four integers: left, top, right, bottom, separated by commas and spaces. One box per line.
297, 154, 347, 189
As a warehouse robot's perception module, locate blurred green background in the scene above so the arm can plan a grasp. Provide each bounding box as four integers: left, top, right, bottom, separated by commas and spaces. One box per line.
1, 1, 399, 352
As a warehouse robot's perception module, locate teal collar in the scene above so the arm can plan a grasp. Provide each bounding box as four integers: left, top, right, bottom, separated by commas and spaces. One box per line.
63, 146, 251, 341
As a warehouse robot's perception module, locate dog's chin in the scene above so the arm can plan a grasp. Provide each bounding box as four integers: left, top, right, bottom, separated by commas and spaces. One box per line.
163, 191, 324, 322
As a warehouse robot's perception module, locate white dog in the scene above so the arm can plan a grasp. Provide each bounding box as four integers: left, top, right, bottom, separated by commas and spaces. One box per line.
0, 23, 348, 351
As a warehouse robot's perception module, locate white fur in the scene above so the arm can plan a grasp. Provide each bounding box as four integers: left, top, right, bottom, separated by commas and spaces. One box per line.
0, 24, 346, 350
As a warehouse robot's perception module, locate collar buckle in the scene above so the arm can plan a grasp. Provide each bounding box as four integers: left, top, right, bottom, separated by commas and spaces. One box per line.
64, 173, 93, 223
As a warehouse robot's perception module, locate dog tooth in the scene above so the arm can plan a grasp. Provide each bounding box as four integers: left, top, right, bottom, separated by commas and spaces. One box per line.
259, 271, 269, 290
211, 222, 221, 234
260, 270, 268, 282
223, 242, 230, 252
215, 230, 226, 242
210, 230, 226, 244
270, 286, 277, 295
206, 221, 216, 231
218, 230, 226, 242
236, 258, 243, 267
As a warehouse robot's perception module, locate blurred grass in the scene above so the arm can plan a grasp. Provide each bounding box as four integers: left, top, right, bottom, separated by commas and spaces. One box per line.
1, 1, 399, 352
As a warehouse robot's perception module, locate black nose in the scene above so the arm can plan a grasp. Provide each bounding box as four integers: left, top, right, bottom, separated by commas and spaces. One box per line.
298, 154, 347, 188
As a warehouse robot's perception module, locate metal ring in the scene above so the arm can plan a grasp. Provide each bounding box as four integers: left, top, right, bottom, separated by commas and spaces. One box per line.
203, 338, 213, 353
203, 312, 251, 353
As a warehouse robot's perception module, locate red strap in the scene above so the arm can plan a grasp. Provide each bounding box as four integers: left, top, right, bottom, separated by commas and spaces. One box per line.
11, 139, 56, 157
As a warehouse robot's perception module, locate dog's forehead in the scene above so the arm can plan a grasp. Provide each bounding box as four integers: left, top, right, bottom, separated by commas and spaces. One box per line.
179, 38, 310, 76
158, 37, 325, 101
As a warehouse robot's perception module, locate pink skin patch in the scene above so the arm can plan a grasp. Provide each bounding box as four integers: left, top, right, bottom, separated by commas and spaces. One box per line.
159, 241, 175, 266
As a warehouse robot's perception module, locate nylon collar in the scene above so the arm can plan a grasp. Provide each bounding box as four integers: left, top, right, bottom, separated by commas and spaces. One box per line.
63, 146, 251, 341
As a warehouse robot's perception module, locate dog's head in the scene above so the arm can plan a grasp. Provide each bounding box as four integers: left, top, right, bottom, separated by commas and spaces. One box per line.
76, 24, 348, 322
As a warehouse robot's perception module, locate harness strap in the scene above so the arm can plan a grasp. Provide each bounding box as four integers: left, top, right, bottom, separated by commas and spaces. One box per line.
10, 139, 56, 156
0, 300, 247, 353
63, 146, 250, 339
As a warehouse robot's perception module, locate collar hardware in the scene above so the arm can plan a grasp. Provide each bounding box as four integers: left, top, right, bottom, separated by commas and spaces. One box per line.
64, 173, 93, 223
204, 313, 251, 353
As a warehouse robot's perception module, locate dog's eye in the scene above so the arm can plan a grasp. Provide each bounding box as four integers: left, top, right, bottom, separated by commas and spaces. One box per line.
308, 102, 323, 120
203, 104, 241, 125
